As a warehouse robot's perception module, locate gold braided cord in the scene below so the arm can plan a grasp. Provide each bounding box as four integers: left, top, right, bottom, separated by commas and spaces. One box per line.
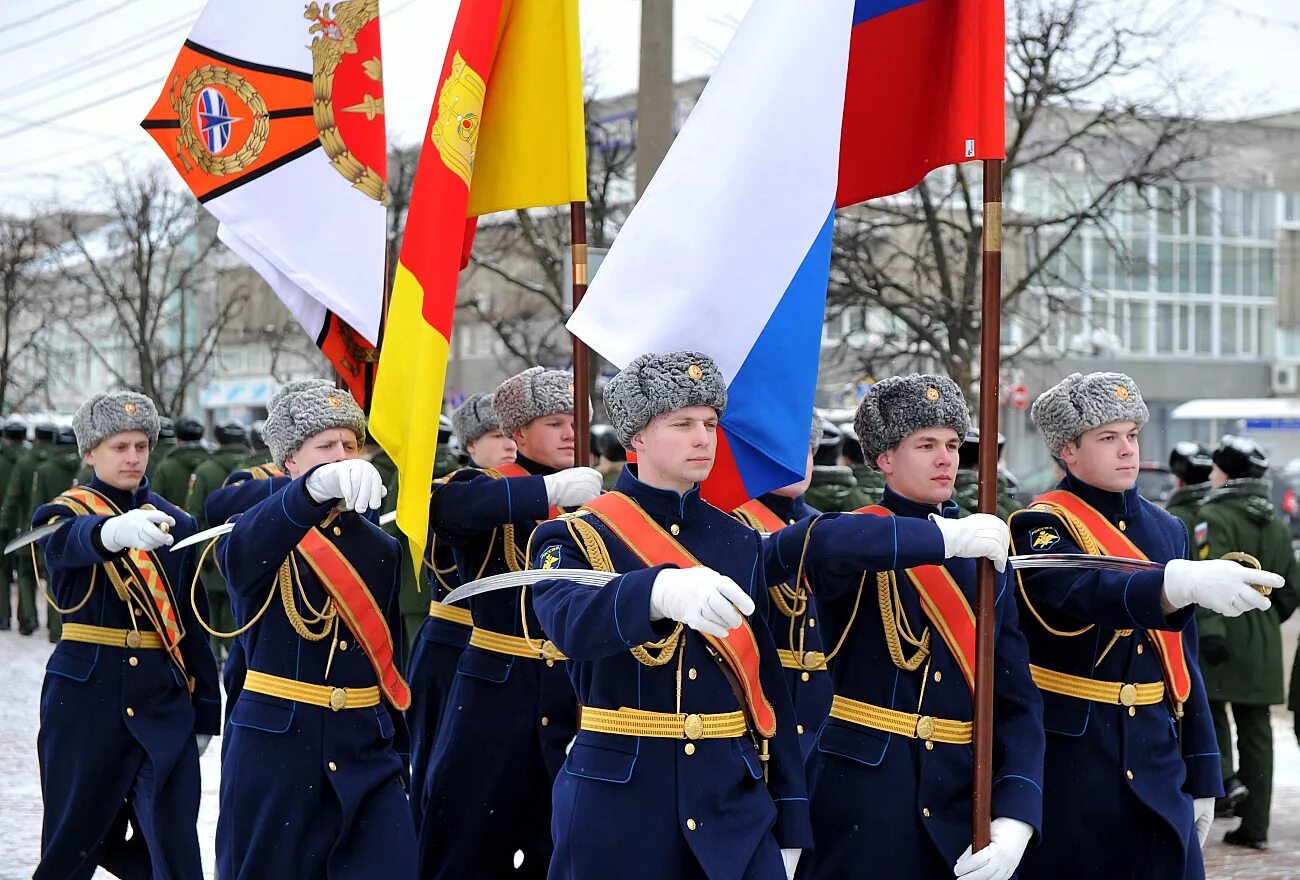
31, 542, 95, 615
281, 552, 335, 642
823, 573, 867, 666
1012, 505, 1097, 638
877, 571, 931, 672
189, 536, 276, 638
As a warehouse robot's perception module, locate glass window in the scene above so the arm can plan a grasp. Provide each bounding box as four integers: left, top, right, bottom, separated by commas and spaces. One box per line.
1157, 186, 1176, 235
1260, 192, 1277, 239
1260, 248, 1275, 298
1259, 308, 1276, 357
1221, 307, 1238, 355
1128, 237, 1150, 291
1090, 239, 1111, 289
1178, 242, 1193, 293
1194, 243, 1213, 294
1286, 193, 1300, 225
1156, 302, 1174, 352
1196, 187, 1215, 237
1222, 245, 1239, 296
1060, 237, 1084, 287
1242, 191, 1256, 238
1129, 301, 1150, 354
1222, 189, 1241, 238
1243, 306, 1258, 355
1195, 304, 1213, 354
1157, 240, 1175, 293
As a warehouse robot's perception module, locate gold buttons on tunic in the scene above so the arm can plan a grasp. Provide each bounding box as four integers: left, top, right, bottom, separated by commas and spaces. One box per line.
1128, 707, 1136, 717
800, 672, 810, 682
669, 524, 681, 535
808, 618, 816, 628
126, 707, 135, 717
125, 631, 142, 648
686, 818, 697, 831
1136, 644, 1144, 655
688, 668, 698, 681
338, 641, 348, 651
128, 657, 138, 667
922, 808, 931, 818
1118, 521, 1127, 532
684, 743, 696, 756
1126, 769, 1134, 780
329, 761, 338, 772
796, 724, 805, 735
541, 717, 550, 727
925, 741, 934, 751
333, 526, 342, 536
933, 671, 942, 683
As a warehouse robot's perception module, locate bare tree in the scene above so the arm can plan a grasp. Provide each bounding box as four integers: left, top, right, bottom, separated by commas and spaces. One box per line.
0, 214, 55, 411
826, 0, 1210, 395
50, 167, 249, 415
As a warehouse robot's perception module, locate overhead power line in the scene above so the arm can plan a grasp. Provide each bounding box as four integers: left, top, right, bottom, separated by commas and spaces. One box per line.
0, 0, 147, 56
10, 0, 95, 31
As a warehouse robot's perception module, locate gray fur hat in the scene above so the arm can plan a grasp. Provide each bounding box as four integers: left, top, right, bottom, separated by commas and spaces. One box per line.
72, 391, 161, 457
452, 392, 501, 447
493, 367, 574, 437
1031, 372, 1148, 455
604, 351, 728, 448
264, 379, 366, 469
854, 374, 970, 470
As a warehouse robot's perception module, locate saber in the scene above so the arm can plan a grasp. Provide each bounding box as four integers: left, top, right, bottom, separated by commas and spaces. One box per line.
4, 521, 70, 555
170, 509, 398, 552
441, 569, 616, 605
1009, 551, 1273, 596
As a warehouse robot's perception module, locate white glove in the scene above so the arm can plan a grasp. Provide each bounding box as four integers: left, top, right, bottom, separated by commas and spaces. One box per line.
542, 467, 603, 508
305, 460, 387, 513
100, 509, 175, 552
929, 513, 1010, 572
781, 848, 801, 880
1162, 558, 1277, 617
953, 817, 1034, 880
648, 567, 756, 638
1193, 797, 1214, 847
196, 734, 212, 759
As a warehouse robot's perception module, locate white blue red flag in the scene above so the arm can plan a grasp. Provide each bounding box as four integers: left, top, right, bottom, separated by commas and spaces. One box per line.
568, 0, 1004, 507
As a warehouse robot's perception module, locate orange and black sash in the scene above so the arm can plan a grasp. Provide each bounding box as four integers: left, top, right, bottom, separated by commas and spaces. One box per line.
51, 487, 187, 673
485, 463, 562, 519
856, 505, 979, 694
297, 525, 412, 711
1029, 490, 1192, 705
732, 499, 789, 534
579, 491, 777, 738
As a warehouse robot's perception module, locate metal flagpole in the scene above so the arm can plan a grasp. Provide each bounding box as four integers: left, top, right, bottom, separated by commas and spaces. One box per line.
971, 157, 1004, 850
570, 202, 592, 462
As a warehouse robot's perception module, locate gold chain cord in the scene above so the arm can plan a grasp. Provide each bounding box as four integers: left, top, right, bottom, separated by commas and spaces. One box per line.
877, 571, 931, 671
188, 536, 277, 639
32, 542, 96, 616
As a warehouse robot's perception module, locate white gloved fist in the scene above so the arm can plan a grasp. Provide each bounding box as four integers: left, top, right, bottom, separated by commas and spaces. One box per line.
305, 460, 387, 513
1193, 797, 1214, 848
1162, 558, 1277, 617
196, 734, 212, 759
781, 848, 801, 880
543, 467, 602, 508
930, 513, 1010, 573
649, 567, 756, 638
100, 509, 175, 552
953, 817, 1034, 880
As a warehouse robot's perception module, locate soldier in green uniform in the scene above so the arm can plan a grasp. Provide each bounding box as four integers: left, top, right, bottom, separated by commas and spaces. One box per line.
591, 423, 625, 491
240, 419, 270, 469
150, 418, 211, 510
837, 419, 885, 506
188, 421, 251, 663
1194, 435, 1300, 850
0, 420, 27, 629
144, 417, 175, 486
28, 427, 83, 641
952, 428, 1021, 520
804, 418, 868, 511
1166, 441, 1214, 533
2, 423, 54, 635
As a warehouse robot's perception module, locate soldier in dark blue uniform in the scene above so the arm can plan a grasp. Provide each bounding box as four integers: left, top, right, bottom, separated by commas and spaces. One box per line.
32, 391, 220, 880
793, 375, 1040, 880
421, 367, 602, 879
731, 417, 831, 760
407, 392, 517, 843
1010, 372, 1278, 880
214, 379, 416, 880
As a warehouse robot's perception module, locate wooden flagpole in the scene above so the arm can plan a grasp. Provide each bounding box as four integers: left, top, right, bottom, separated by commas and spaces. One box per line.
570, 202, 592, 463
971, 157, 1004, 850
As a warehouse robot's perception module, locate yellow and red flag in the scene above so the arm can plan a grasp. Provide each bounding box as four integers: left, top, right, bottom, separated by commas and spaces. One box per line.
141, 0, 389, 405
370, 0, 586, 566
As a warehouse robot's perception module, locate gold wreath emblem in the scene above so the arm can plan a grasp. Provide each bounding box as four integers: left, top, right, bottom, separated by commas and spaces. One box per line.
123, 402, 137, 415
687, 364, 704, 381
1115, 385, 1130, 401
925, 386, 940, 402
170, 66, 269, 177
327, 395, 343, 409
306, 1, 389, 205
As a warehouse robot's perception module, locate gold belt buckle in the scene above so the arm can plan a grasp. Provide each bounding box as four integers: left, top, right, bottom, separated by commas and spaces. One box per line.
329, 687, 347, 711
915, 715, 936, 740
1119, 684, 1138, 707
683, 713, 704, 741
125, 630, 142, 649
541, 640, 560, 665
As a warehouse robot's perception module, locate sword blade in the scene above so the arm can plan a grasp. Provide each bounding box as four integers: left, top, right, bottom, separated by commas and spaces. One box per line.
442, 569, 617, 605
170, 510, 397, 552
1008, 553, 1164, 572
4, 520, 70, 555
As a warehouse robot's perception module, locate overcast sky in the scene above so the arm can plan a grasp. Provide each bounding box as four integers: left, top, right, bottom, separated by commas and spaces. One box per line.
0, 0, 1297, 207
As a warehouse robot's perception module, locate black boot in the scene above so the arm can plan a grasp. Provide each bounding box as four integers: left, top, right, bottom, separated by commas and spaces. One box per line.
1223, 827, 1268, 850
1216, 776, 1249, 817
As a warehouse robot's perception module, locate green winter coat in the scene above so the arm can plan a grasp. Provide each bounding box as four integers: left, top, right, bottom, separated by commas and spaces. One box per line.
805, 465, 873, 512
0, 443, 26, 539
848, 463, 885, 507
150, 443, 213, 511
1194, 479, 1300, 705
1165, 482, 1210, 535
145, 442, 174, 485
952, 470, 1022, 520
1, 446, 45, 534
30, 448, 82, 517
239, 448, 274, 471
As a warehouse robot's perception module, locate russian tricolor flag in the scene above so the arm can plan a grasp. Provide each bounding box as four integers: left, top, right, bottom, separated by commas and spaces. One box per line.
569, 0, 1003, 508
